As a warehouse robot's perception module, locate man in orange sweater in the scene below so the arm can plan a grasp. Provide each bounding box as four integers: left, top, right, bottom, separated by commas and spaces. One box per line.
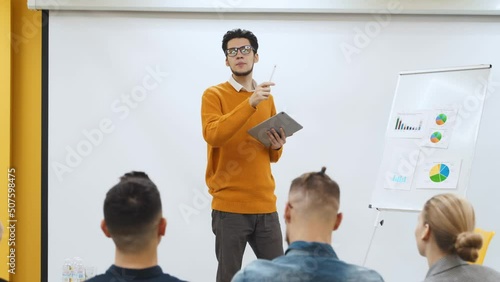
201, 28, 287, 282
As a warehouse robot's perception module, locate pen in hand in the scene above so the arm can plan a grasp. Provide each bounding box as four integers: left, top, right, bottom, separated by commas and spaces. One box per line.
269, 65, 277, 82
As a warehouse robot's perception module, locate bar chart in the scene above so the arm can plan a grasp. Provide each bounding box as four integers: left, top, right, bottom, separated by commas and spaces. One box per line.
394, 116, 423, 131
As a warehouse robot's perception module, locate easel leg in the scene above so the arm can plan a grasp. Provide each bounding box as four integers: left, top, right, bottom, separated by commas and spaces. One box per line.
363, 209, 383, 266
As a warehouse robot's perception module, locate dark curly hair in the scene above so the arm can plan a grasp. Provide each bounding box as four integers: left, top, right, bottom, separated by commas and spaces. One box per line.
222, 28, 258, 55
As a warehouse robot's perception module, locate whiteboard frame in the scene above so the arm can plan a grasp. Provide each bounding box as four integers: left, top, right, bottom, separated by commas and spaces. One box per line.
27, 0, 500, 15
400, 64, 492, 76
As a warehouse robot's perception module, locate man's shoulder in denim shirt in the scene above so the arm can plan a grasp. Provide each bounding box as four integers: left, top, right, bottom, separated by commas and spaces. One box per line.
232, 241, 384, 282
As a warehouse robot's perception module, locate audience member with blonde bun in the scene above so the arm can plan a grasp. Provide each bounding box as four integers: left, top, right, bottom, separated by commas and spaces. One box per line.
415, 193, 500, 281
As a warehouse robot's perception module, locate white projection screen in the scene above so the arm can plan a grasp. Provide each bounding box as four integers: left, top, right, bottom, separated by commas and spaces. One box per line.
46, 9, 500, 282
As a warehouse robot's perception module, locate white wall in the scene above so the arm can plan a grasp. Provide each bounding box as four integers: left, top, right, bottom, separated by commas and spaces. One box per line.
48, 11, 500, 282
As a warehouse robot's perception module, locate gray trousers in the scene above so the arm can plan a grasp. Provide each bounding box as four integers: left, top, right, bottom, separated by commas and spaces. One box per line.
212, 210, 284, 282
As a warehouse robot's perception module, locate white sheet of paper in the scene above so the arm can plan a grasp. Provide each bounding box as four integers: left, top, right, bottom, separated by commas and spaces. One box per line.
415, 159, 462, 189
382, 147, 420, 190
426, 109, 458, 130
422, 128, 451, 148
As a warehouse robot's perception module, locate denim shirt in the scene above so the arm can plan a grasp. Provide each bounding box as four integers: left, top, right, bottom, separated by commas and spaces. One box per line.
232, 241, 385, 282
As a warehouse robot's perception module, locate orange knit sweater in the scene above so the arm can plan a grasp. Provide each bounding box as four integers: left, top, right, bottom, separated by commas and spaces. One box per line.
201, 81, 283, 214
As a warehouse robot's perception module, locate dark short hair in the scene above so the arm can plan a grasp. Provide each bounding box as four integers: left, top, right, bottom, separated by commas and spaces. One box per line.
103, 171, 162, 238
222, 28, 259, 55
290, 167, 340, 205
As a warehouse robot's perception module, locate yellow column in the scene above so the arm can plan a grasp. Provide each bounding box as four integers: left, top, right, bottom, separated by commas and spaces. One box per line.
11, 0, 43, 280
1, 0, 12, 280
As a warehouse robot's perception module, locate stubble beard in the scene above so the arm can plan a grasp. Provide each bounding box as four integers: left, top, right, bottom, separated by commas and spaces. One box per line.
231, 65, 254, 77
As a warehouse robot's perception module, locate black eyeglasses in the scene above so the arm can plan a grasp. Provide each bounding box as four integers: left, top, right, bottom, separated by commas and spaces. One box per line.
226, 45, 255, 57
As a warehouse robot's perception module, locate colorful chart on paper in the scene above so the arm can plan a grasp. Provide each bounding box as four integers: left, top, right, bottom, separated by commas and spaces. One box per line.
429, 163, 450, 183
430, 131, 442, 143
436, 114, 447, 125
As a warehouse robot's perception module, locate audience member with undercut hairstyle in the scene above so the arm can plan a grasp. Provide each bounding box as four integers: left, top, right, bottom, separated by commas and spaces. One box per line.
87, 171, 185, 282
232, 167, 385, 282
415, 193, 500, 282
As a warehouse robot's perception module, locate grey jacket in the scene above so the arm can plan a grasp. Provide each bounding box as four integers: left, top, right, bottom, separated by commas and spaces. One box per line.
424, 254, 500, 282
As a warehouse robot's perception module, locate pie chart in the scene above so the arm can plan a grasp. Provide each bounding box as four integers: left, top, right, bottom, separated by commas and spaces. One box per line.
430, 131, 442, 143
429, 164, 450, 182
436, 114, 447, 125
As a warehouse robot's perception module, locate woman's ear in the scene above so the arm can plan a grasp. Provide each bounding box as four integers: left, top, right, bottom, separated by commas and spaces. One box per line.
421, 223, 431, 241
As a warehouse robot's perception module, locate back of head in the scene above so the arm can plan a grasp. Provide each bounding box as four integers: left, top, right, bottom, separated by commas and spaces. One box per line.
289, 167, 340, 222
103, 171, 162, 253
222, 28, 259, 55
423, 193, 482, 262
